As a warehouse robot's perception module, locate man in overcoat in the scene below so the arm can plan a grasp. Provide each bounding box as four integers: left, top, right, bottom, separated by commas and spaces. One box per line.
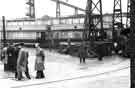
17, 43, 31, 80
78, 42, 87, 64
6, 43, 16, 72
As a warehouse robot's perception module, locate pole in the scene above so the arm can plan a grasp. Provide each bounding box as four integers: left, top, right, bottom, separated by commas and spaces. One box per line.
130, 0, 135, 88
2, 16, 6, 47
2, 16, 8, 71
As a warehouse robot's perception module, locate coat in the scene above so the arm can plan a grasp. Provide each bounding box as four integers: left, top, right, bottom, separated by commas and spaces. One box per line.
78, 45, 87, 58
17, 48, 28, 72
7, 46, 16, 65
35, 48, 45, 71
1, 47, 8, 64
14, 47, 21, 66
95, 43, 105, 57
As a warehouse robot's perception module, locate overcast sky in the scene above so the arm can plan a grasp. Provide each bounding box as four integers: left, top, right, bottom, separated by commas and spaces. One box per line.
0, 0, 127, 19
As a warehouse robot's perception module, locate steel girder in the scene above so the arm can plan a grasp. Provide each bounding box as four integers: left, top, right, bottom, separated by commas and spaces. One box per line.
26, 0, 35, 19
112, 0, 123, 41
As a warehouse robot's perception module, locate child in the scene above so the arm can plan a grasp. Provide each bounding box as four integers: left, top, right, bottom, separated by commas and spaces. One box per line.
35, 43, 45, 79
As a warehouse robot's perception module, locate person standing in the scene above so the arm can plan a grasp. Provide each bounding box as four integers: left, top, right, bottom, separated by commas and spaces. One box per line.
78, 42, 87, 64
6, 43, 16, 72
35, 43, 45, 79
16, 43, 31, 80
14, 44, 21, 78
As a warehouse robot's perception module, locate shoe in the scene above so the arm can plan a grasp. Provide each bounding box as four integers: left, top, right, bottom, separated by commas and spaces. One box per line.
17, 78, 22, 80
26, 75, 31, 79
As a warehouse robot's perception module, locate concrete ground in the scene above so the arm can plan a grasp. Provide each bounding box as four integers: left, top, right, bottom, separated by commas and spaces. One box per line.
0, 48, 130, 88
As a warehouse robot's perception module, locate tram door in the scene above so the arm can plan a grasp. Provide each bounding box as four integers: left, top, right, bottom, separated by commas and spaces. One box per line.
36, 32, 46, 42
36, 32, 46, 47
41, 32, 46, 40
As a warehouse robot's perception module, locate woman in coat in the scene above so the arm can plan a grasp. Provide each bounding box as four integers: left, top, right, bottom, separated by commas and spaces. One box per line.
35, 43, 45, 79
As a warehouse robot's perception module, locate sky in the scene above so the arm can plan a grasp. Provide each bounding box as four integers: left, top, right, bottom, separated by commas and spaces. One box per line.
0, 0, 128, 19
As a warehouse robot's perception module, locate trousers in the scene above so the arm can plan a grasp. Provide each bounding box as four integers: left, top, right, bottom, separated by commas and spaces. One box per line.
17, 64, 31, 80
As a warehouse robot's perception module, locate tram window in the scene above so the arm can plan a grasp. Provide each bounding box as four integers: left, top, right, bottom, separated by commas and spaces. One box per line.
61, 19, 66, 24
30, 22, 35, 25
24, 22, 29, 25
36, 20, 41, 25
53, 19, 58, 24
80, 18, 84, 24
68, 19, 72, 24
53, 32, 59, 39
47, 20, 51, 25
73, 32, 82, 39
73, 19, 79, 24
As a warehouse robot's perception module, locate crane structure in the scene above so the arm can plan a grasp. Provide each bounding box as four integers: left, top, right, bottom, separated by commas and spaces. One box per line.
26, 0, 35, 19
56, 0, 61, 18
51, 0, 85, 18
112, 0, 123, 41
83, 0, 103, 41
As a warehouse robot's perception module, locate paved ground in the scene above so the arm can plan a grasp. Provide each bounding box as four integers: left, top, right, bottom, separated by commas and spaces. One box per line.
0, 48, 130, 88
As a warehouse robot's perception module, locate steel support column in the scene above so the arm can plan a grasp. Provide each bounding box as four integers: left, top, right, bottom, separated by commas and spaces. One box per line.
126, 0, 130, 28
26, 0, 35, 19
128, 0, 135, 87
2, 16, 6, 47
74, 8, 78, 16
56, 0, 61, 18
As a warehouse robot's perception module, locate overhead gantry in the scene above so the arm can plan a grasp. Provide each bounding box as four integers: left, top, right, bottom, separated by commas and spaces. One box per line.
26, 0, 35, 19
51, 0, 86, 17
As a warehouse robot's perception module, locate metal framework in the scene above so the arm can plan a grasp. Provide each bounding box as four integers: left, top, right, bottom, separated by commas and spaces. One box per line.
26, 0, 35, 19
126, 0, 130, 28
130, 0, 135, 34
56, 0, 61, 18
83, 0, 103, 41
51, 0, 85, 17
112, 0, 123, 41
